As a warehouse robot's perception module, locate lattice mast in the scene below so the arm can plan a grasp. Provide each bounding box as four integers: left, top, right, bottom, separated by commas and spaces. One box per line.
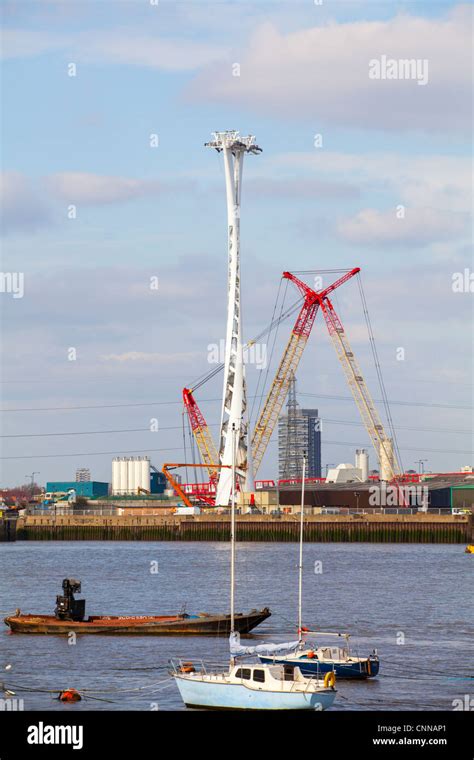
205, 131, 262, 506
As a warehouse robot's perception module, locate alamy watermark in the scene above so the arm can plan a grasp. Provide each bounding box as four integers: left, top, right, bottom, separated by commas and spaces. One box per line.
0, 697, 24, 710
208, 339, 267, 370
0, 272, 24, 298
452, 694, 473, 711
452, 269, 474, 293
369, 55, 429, 86
369, 484, 428, 508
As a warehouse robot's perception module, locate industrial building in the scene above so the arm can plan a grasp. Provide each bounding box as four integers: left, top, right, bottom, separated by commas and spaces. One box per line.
263, 474, 474, 514
46, 481, 109, 499
326, 450, 369, 483
424, 478, 474, 511
278, 375, 321, 479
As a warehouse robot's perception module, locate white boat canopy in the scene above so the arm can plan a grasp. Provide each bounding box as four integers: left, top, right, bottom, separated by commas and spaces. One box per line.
229, 632, 300, 657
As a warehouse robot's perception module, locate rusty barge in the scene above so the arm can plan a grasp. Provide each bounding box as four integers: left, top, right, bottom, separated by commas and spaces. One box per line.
4, 578, 271, 636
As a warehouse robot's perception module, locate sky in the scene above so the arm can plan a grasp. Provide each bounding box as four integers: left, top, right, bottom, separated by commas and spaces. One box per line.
0, 0, 472, 488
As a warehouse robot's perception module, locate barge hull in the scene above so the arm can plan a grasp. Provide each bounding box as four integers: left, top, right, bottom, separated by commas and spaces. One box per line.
4, 609, 271, 636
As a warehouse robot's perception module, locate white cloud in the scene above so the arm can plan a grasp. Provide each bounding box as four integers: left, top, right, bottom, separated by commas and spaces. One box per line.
1, 27, 228, 71
0, 170, 186, 234
338, 207, 469, 247
80, 31, 228, 71
1, 29, 66, 59
274, 149, 471, 214
101, 351, 201, 364
46, 172, 163, 206
188, 6, 472, 133
268, 148, 471, 246
0, 171, 51, 233
246, 176, 359, 200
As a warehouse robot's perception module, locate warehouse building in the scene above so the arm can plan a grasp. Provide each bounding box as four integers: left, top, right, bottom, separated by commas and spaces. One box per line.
271, 476, 474, 513
46, 481, 109, 499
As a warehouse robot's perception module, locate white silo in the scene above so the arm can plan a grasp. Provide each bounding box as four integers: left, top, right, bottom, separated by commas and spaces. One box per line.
115, 458, 121, 494
140, 457, 150, 492
134, 457, 142, 493
126, 458, 132, 494
112, 458, 119, 495
119, 458, 128, 494
116, 457, 122, 494
356, 449, 369, 481
135, 457, 142, 493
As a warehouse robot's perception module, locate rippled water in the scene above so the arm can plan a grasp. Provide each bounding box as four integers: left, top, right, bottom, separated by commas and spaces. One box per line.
0, 541, 472, 711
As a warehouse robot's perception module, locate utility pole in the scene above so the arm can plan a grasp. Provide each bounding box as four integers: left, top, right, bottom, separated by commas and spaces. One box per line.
25, 472, 39, 496
416, 459, 428, 475
205, 131, 262, 506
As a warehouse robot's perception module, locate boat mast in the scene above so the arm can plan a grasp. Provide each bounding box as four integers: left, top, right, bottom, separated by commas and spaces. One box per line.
230, 423, 236, 633
298, 452, 306, 638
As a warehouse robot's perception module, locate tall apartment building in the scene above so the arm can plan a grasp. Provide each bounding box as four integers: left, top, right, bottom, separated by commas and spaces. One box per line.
278, 376, 322, 479
75, 468, 91, 482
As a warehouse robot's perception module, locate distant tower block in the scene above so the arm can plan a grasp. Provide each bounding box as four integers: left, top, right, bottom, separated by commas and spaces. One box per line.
75, 467, 90, 482
379, 439, 395, 481
205, 131, 262, 506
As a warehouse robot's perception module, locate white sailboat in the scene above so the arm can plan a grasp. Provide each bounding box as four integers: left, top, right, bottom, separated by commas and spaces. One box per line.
171, 427, 337, 710
259, 455, 379, 679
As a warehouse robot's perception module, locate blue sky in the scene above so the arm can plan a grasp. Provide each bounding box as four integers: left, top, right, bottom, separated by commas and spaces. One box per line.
1, 0, 472, 487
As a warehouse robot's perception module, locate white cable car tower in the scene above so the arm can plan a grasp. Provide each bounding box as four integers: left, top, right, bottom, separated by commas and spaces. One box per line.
205, 131, 262, 506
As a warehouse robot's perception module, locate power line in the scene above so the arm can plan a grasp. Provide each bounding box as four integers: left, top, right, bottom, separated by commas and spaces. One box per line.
0, 447, 184, 461
298, 393, 472, 411
0, 401, 184, 413
1, 418, 471, 440
320, 441, 473, 455
321, 419, 472, 435
1, 372, 471, 388
1, 393, 471, 414
1, 440, 472, 461
0, 424, 198, 439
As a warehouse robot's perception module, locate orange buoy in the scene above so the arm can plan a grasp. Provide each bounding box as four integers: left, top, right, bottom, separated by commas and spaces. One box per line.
58, 688, 82, 702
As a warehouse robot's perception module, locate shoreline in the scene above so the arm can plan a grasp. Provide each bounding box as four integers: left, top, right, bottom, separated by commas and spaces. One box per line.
9, 513, 473, 543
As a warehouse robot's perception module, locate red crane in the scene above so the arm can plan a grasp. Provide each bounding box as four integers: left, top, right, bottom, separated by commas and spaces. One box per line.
182, 388, 219, 482
251, 268, 360, 474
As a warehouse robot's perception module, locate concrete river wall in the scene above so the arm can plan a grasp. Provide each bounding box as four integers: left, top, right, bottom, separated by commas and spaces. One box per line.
15, 513, 473, 543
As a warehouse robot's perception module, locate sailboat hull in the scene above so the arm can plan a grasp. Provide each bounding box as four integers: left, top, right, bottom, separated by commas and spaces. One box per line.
174, 675, 336, 710
259, 655, 379, 679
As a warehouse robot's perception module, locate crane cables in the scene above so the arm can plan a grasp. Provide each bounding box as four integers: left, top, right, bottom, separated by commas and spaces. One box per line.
250, 277, 289, 426
356, 272, 404, 474
188, 286, 303, 394
181, 408, 189, 484
294, 267, 404, 473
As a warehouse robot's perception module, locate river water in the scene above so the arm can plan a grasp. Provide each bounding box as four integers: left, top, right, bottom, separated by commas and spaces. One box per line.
0, 542, 472, 711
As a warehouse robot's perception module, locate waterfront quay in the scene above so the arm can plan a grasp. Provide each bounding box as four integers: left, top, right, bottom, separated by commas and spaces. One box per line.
14, 512, 473, 543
